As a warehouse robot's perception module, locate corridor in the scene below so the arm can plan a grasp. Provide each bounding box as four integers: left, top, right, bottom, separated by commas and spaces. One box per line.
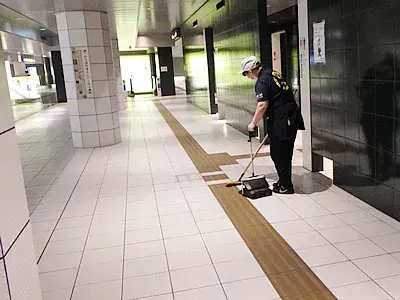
18, 96, 400, 299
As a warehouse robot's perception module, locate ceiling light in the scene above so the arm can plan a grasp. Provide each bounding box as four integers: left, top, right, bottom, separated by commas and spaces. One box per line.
193, 20, 198, 28
16, 17, 22, 21
40, 28, 46, 31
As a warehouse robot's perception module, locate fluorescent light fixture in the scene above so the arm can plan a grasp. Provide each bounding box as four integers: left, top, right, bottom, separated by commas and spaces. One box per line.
193, 20, 198, 28
40, 28, 46, 31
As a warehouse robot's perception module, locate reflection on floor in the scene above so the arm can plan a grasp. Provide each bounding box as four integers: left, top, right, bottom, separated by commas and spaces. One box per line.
16, 96, 400, 300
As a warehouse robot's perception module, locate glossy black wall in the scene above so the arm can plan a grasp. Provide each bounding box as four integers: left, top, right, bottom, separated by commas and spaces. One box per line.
181, 0, 270, 136
51, 51, 67, 103
308, 0, 400, 219
158, 47, 176, 96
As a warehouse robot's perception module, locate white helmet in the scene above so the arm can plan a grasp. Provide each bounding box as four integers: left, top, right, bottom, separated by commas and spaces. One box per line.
239, 56, 260, 75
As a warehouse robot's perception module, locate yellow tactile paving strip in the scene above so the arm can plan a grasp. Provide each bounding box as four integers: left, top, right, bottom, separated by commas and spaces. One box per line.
202, 174, 229, 181
155, 101, 336, 300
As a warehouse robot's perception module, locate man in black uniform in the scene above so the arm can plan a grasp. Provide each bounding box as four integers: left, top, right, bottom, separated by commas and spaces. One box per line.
239, 56, 305, 194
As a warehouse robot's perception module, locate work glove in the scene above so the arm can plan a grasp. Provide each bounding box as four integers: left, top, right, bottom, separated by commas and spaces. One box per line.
248, 122, 256, 132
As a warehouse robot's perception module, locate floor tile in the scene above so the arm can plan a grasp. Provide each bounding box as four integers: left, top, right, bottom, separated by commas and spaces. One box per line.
334, 239, 385, 260
207, 242, 253, 263
319, 226, 365, 244
162, 222, 199, 239
174, 285, 226, 300
50, 226, 89, 242
371, 233, 400, 253
272, 219, 314, 236
125, 240, 165, 260
312, 261, 369, 288
38, 252, 82, 273
158, 203, 190, 216
376, 274, 400, 299
170, 265, 220, 292
353, 254, 400, 279
197, 218, 234, 234
337, 211, 379, 225
222, 277, 279, 300
42, 288, 72, 300
352, 221, 398, 238
159, 212, 195, 227
331, 281, 392, 300
167, 248, 211, 271
72, 280, 122, 300
124, 255, 168, 278
137, 294, 173, 300
123, 272, 172, 299
164, 235, 205, 253
202, 229, 243, 248
125, 228, 163, 244
126, 216, 160, 231
297, 244, 348, 267
392, 252, 400, 261
81, 246, 123, 266
86, 233, 124, 250
215, 257, 264, 283
45, 238, 86, 255
305, 215, 347, 230
39, 268, 78, 292
76, 261, 123, 286
192, 208, 227, 222
284, 231, 330, 251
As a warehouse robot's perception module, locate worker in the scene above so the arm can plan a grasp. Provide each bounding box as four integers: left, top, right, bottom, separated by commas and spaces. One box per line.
239, 56, 305, 194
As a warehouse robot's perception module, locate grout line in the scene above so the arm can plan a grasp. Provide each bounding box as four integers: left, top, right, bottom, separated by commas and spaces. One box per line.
69, 147, 112, 300
0, 238, 12, 300
36, 149, 95, 264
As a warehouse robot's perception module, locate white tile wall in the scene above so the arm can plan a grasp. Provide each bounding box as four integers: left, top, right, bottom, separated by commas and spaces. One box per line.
80, 116, 98, 132
55, 12, 67, 31
69, 116, 81, 132
102, 30, 110, 46
108, 80, 117, 96
97, 114, 113, 131
90, 64, 108, 81
72, 132, 83, 148
93, 81, 110, 98
65, 82, 78, 99
106, 64, 114, 80
111, 97, 119, 112
82, 132, 100, 148
77, 99, 96, 115
69, 29, 88, 47
68, 99, 79, 116
114, 128, 122, 143
58, 30, 70, 48
89, 47, 106, 64
95, 97, 111, 114
61, 48, 73, 66
84, 11, 102, 29
104, 47, 113, 64
100, 12, 109, 29
112, 112, 120, 128
0, 130, 30, 252
66, 11, 85, 29
4, 224, 42, 300
87, 29, 103, 46
63, 65, 75, 83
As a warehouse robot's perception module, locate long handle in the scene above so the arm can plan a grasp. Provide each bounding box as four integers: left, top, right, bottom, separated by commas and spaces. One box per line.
249, 138, 255, 177
238, 134, 268, 182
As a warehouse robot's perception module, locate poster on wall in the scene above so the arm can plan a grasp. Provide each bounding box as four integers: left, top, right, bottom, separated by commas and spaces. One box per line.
71, 47, 94, 99
313, 20, 326, 64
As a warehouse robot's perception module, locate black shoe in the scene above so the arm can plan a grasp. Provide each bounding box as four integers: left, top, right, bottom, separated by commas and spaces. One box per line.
273, 182, 280, 189
273, 185, 294, 194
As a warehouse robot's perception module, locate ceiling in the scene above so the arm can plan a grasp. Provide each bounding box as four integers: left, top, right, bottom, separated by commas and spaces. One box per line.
0, 0, 298, 52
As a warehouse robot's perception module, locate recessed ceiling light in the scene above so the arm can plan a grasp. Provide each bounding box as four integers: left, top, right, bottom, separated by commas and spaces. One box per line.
16, 17, 22, 20
40, 28, 46, 31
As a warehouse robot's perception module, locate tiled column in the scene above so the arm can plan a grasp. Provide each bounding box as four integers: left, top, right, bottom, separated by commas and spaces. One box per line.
0, 44, 42, 299
111, 39, 126, 110
56, 11, 122, 148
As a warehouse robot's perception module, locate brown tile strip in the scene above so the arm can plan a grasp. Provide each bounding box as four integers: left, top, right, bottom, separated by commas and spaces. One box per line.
202, 174, 229, 181
155, 101, 336, 300
232, 152, 271, 160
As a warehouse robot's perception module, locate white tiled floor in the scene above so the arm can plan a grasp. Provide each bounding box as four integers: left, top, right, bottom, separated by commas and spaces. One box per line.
15, 97, 400, 299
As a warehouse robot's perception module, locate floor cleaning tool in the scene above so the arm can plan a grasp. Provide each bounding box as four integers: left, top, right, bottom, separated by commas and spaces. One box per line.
226, 128, 272, 199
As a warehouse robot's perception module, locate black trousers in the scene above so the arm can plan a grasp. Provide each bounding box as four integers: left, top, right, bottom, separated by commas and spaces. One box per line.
270, 135, 296, 189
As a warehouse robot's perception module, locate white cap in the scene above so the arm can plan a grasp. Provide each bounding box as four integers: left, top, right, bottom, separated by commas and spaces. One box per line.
239, 56, 260, 75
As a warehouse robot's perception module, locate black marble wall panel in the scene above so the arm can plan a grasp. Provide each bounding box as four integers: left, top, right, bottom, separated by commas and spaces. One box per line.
51, 51, 67, 103
182, 0, 270, 136
309, 0, 400, 219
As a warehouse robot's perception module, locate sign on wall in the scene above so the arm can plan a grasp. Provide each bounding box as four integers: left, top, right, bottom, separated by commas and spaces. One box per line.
72, 47, 94, 99
313, 20, 326, 64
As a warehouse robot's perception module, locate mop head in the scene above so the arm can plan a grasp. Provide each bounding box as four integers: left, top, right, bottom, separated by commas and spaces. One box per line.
225, 181, 241, 187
